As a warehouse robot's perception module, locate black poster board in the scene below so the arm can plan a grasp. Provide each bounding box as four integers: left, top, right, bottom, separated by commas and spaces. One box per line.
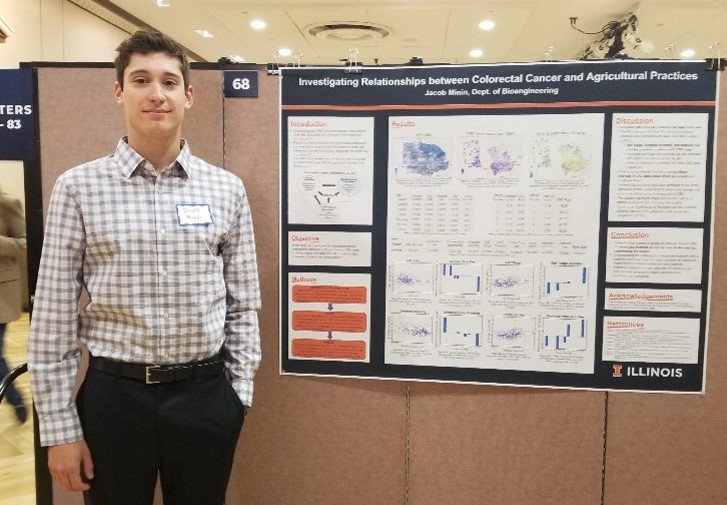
279, 60, 718, 393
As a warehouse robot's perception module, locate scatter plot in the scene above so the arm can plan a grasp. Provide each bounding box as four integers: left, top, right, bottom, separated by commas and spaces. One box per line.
461, 138, 520, 177
397, 273, 416, 286
392, 263, 435, 293
494, 277, 519, 288
402, 140, 450, 176
492, 317, 536, 348
390, 313, 434, 344
462, 139, 482, 170
488, 146, 516, 175
441, 314, 484, 347
559, 144, 588, 174
531, 134, 591, 179
490, 264, 535, 297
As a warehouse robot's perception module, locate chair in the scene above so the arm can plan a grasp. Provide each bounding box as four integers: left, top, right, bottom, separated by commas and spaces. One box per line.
0, 362, 28, 404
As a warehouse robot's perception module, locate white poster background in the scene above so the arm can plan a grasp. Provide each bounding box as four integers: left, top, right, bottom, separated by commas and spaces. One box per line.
385, 113, 604, 374
602, 316, 700, 364
606, 227, 704, 284
287, 116, 374, 225
288, 231, 372, 267
609, 113, 709, 222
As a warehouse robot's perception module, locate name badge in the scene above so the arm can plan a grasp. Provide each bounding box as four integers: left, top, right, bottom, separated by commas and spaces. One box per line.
176, 204, 213, 226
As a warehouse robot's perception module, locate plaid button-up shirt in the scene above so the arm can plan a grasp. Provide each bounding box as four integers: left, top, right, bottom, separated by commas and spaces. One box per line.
28, 139, 261, 446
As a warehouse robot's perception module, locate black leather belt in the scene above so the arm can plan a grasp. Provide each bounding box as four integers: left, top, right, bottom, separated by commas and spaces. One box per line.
89, 354, 224, 384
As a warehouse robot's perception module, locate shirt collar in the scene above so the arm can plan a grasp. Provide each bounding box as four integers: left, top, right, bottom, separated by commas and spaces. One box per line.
114, 137, 193, 179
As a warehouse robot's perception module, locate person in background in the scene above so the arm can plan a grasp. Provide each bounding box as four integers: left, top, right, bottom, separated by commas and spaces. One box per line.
0, 188, 28, 424
27, 29, 261, 505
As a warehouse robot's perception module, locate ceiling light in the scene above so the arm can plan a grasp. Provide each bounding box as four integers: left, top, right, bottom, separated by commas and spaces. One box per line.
478, 19, 496, 31
155, 0, 170, 6
469, 49, 484, 58
277, 48, 293, 57
250, 19, 266, 30
229, 55, 245, 63
195, 29, 214, 38
680, 48, 696, 58
307, 22, 390, 42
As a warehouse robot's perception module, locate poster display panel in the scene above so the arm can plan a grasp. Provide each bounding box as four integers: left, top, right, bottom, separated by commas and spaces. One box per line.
280, 60, 718, 392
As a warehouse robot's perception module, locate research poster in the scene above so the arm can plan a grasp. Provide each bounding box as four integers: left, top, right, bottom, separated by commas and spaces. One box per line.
280, 60, 718, 393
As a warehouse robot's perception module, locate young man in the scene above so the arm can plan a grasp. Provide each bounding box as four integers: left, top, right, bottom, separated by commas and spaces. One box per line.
28, 30, 261, 504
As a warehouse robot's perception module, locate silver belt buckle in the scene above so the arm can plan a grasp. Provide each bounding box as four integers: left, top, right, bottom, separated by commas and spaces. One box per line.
145, 365, 162, 384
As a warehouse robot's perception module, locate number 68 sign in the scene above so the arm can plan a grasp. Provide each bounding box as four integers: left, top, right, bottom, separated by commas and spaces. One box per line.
223, 70, 259, 98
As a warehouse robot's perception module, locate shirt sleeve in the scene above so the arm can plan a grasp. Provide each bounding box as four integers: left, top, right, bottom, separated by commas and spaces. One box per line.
221, 181, 262, 408
27, 175, 86, 446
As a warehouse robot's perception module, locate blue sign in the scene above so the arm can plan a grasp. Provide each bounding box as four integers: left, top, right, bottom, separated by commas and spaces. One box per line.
0, 68, 35, 160
224, 70, 259, 98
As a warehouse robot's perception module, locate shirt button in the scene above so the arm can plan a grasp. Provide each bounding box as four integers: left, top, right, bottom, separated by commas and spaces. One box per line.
160, 229, 166, 235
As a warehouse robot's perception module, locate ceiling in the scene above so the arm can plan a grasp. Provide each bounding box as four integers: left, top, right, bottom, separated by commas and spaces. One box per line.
74, 0, 727, 66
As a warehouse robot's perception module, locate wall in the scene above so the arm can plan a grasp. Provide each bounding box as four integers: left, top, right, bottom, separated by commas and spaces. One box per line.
0, 0, 127, 66
0, 0, 128, 213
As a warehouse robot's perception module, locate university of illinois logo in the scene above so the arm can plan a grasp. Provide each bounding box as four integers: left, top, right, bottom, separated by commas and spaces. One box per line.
612, 364, 623, 378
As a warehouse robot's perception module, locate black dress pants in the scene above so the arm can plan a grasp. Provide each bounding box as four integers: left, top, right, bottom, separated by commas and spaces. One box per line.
77, 366, 246, 505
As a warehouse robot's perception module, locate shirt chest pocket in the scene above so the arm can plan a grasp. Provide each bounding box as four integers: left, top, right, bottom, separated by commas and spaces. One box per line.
175, 221, 228, 257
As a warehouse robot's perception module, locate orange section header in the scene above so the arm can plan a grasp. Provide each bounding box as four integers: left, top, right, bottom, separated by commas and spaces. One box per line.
292, 285, 368, 304
292, 310, 367, 333
291, 338, 367, 360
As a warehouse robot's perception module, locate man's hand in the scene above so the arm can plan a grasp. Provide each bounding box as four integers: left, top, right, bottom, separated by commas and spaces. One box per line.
48, 440, 94, 492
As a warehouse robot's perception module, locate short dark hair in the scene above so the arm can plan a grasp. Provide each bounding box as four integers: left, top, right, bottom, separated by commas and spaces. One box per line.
114, 30, 190, 89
